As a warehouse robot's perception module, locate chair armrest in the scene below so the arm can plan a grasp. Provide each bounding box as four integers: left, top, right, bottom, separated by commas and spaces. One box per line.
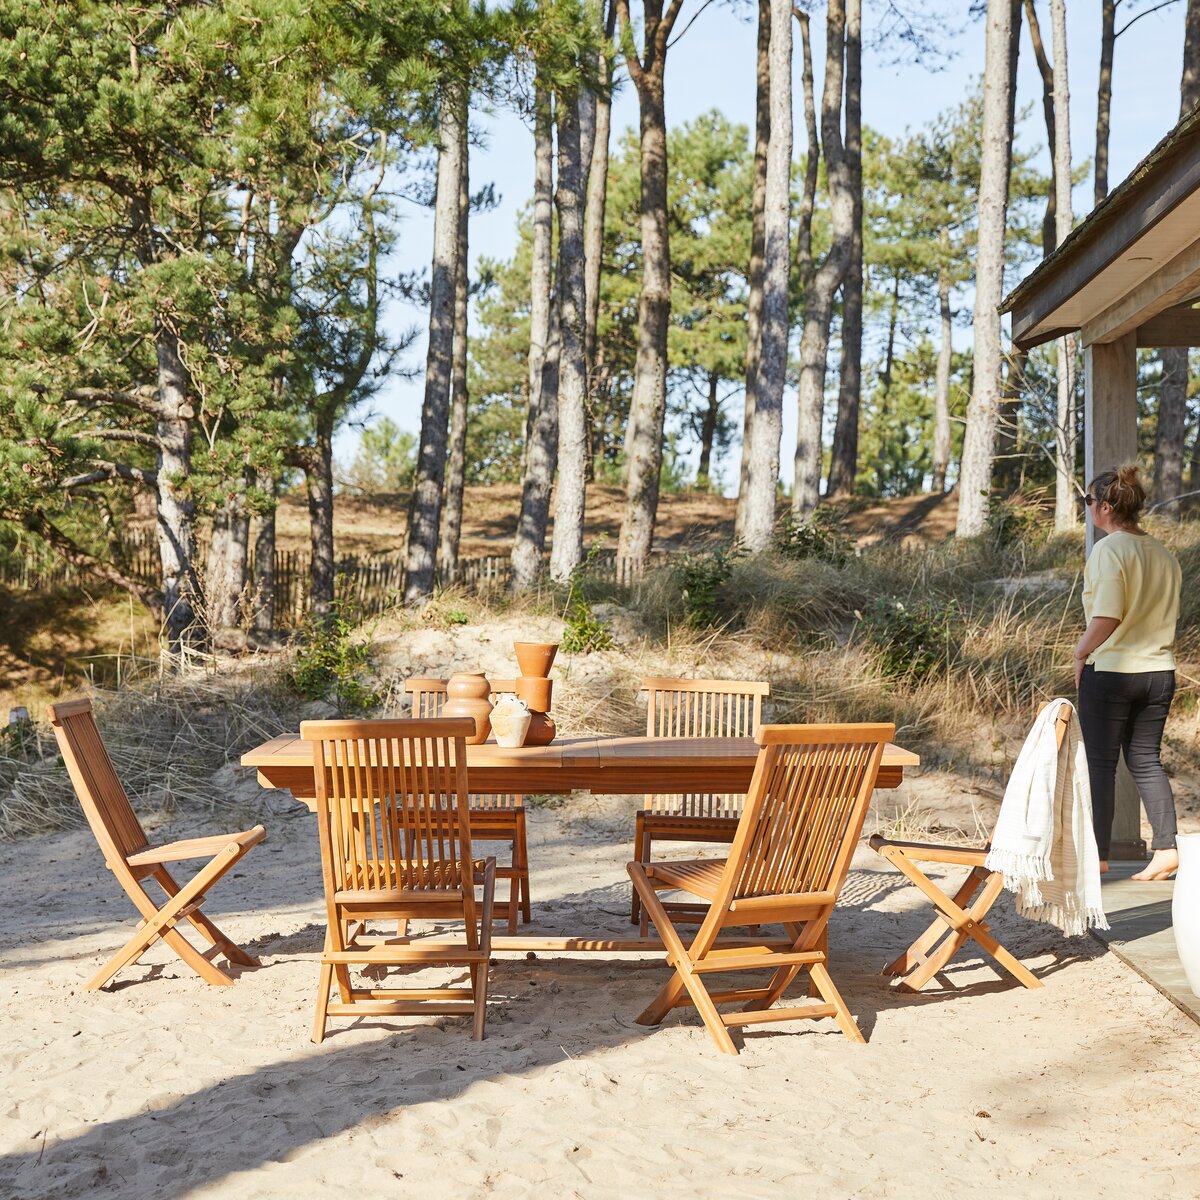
126, 825, 266, 867
868, 833, 988, 868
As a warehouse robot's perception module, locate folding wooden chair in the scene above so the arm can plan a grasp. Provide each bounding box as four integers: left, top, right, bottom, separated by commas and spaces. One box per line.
628, 722, 895, 1054
630, 677, 769, 934
47, 699, 265, 991
404, 677, 530, 933
303, 717, 497, 1043
866, 705, 1072, 992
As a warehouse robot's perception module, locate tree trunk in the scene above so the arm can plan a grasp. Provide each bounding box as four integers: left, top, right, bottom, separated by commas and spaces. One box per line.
740, 0, 793, 549
615, 0, 685, 567
1095, 0, 1115, 205
956, 0, 1018, 537
512, 305, 560, 590
153, 327, 200, 649
617, 75, 670, 564
697, 371, 720, 486
526, 83, 554, 474
1050, 0, 1077, 529
307, 415, 336, 617
440, 104, 470, 581
932, 259, 953, 493
405, 84, 465, 603
1025, 0, 1058, 255
550, 92, 589, 582
734, 0, 771, 543
996, 349, 1026, 494
827, 0, 862, 500
584, 3, 616, 388
1157, 3, 1200, 519
251, 468, 276, 638
793, 0, 853, 516
880, 267, 901, 397
1184, 0, 1200, 113
206, 480, 249, 630
1156, 349, 1188, 518
794, 6, 819, 293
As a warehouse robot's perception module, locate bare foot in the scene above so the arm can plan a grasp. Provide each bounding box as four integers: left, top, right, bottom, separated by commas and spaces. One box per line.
1131, 848, 1180, 881
1099, 860, 1109, 875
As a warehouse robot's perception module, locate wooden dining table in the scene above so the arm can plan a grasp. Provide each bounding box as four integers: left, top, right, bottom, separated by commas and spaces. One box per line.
240, 732, 920, 954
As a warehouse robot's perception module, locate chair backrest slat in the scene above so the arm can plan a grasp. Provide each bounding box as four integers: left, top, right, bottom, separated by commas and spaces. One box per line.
302, 718, 475, 894
722, 724, 894, 903
642, 677, 770, 817
47, 700, 149, 863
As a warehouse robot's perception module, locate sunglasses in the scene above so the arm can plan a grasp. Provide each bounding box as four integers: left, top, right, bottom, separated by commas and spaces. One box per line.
1083, 494, 1095, 506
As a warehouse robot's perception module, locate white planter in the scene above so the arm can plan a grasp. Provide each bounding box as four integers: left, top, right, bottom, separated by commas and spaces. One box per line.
1172, 833, 1200, 998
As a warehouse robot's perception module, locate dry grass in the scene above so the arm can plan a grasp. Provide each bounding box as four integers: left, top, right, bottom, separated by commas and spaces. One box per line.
0, 659, 298, 839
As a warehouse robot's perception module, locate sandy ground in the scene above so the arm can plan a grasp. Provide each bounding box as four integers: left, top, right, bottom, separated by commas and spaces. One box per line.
2, 776, 1200, 1200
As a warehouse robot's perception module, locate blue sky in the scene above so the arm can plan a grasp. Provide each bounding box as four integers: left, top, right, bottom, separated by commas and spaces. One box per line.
343, 0, 1189, 490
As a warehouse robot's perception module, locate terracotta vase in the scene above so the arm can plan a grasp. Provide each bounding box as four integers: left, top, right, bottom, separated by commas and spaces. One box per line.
441, 672, 493, 745
523, 711, 557, 747
516, 675, 553, 712
514, 641, 558, 678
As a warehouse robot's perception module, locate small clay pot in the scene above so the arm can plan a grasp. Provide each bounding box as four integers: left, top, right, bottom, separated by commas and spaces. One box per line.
490, 695, 532, 748
514, 641, 558, 678
441, 672, 493, 745
516, 675, 553, 712
523, 711, 557, 746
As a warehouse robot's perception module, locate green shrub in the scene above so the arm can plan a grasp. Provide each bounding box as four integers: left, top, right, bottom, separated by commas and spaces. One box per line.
774, 507, 853, 567
561, 549, 615, 653
679, 545, 742, 627
288, 599, 378, 715
856, 596, 958, 682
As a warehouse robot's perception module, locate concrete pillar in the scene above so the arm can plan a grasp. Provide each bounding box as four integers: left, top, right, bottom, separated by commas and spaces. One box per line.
1082, 332, 1147, 861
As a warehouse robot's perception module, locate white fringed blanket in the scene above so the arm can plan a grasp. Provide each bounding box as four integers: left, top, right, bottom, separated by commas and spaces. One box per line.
984, 698, 1109, 936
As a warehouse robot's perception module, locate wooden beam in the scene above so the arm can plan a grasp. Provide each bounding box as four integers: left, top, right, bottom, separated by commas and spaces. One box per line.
1135, 300, 1200, 346
1081, 332, 1147, 862
1082, 235, 1200, 346
1083, 334, 1137, 550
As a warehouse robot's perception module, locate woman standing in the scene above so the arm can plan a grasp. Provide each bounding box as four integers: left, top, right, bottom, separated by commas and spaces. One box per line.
1075, 465, 1182, 881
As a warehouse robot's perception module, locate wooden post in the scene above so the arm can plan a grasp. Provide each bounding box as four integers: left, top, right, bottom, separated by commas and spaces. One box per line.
1082, 332, 1147, 861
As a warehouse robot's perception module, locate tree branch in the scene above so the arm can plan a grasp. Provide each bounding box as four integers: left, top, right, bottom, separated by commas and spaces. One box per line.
64, 385, 164, 418
81, 429, 163, 449
615, 0, 647, 88
15, 511, 164, 615
63, 462, 158, 491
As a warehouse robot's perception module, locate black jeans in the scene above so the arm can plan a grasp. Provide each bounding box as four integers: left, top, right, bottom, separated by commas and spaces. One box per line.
1077, 665, 1177, 857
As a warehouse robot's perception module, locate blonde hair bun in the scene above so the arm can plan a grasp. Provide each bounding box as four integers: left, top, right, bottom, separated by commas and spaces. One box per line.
1090, 463, 1146, 523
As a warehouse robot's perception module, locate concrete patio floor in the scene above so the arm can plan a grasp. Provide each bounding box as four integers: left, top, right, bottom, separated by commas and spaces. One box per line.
1095, 863, 1199, 1026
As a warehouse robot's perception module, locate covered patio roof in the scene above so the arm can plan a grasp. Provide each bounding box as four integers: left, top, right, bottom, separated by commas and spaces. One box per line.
1002, 105, 1200, 350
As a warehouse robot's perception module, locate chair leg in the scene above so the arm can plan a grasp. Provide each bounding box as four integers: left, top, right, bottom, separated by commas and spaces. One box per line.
515, 810, 531, 925
154, 866, 260, 968
882, 868, 987, 978
627, 863, 737, 1051
808, 961, 865, 1044
631, 814, 646, 926
312, 960, 334, 1043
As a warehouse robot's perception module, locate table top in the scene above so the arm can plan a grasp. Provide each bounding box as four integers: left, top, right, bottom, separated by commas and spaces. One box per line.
241, 733, 920, 771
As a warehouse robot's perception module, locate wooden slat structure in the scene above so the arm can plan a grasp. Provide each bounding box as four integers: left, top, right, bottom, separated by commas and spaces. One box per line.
627, 722, 895, 1054
1001, 107, 1200, 860
48, 698, 265, 990
403, 677, 530, 933
631, 677, 770, 934
302, 717, 496, 1042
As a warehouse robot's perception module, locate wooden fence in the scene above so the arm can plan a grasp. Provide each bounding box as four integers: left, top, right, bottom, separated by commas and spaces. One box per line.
0, 538, 664, 630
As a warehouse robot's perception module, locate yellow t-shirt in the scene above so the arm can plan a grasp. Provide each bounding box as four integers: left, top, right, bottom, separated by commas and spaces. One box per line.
1082, 530, 1181, 672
